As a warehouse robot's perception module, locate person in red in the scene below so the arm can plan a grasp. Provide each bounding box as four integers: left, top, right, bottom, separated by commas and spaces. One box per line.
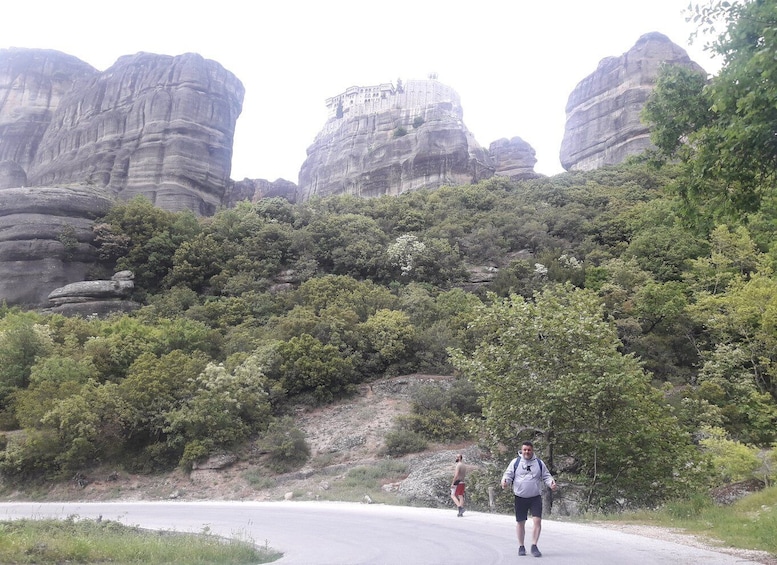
450, 453, 467, 516
501, 441, 557, 557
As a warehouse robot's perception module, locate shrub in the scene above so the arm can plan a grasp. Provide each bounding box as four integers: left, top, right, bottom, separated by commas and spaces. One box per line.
260, 416, 310, 473
382, 428, 427, 456
342, 460, 408, 489
699, 426, 762, 484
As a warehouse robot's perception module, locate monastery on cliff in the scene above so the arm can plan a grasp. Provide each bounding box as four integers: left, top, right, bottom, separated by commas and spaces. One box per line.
324, 74, 460, 119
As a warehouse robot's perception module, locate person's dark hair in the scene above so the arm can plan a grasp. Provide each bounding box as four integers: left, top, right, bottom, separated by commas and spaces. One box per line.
455, 454, 463, 462
521, 441, 534, 448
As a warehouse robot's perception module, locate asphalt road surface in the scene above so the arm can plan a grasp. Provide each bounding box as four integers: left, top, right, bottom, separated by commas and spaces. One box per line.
0, 501, 764, 564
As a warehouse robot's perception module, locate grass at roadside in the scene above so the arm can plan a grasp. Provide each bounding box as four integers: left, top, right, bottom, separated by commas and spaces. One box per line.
0, 517, 280, 564
588, 485, 777, 556
244, 459, 411, 504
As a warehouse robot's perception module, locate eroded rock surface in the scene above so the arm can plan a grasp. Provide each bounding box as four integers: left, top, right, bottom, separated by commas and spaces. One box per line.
298, 78, 495, 200
27, 51, 245, 215
0, 49, 245, 307
225, 177, 299, 207
43, 270, 140, 317
489, 137, 539, 180
0, 48, 97, 175
0, 185, 114, 306
560, 32, 706, 171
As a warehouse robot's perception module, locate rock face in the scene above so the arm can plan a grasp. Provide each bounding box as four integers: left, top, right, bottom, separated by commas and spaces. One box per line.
0, 160, 27, 189
224, 177, 299, 207
489, 137, 539, 180
0, 185, 114, 306
560, 32, 706, 171
0, 48, 245, 308
1, 48, 245, 215
0, 48, 97, 175
26, 51, 245, 215
298, 77, 495, 200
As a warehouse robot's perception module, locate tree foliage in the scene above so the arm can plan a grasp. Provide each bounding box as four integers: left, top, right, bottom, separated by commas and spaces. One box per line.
645, 0, 777, 219
451, 284, 702, 509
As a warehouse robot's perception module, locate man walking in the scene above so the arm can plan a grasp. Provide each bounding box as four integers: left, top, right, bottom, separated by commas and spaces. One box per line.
501, 441, 557, 557
450, 453, 467, 516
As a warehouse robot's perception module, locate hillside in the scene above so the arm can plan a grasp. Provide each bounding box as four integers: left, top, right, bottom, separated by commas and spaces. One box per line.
6, 375, 480, 507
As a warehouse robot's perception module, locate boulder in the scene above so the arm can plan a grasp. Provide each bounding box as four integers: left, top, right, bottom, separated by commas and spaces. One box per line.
298, 77, 494, 200
43, 271, 140, 317
47, 270, 135, 305
560, 32, 706, 171
710, 479, 765, 505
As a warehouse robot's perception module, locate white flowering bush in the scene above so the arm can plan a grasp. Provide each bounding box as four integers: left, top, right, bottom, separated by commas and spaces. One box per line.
387, 234, 427, 275
559, 254, 582, 269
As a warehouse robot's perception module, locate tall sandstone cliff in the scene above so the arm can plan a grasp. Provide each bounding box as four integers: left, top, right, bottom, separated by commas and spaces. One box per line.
0, 49, 97, 177
0, 48, 244, 307
298, 78, 497, 200
560, 32, 706, 171
26, 51, 245, 215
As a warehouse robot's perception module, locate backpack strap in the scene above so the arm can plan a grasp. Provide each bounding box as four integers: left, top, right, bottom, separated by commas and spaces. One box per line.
514, 457, 544, 474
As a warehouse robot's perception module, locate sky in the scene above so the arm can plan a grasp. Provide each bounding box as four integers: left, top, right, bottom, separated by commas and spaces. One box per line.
3, 1, 722, 183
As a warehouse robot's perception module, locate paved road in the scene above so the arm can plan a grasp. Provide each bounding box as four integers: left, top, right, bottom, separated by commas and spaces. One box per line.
0, 501, 763, 564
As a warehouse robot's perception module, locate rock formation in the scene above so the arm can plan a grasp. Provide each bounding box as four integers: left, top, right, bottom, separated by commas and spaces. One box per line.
0, 185, 114, 306
489, 137, 540, 180
0, 48, 245, 308
298, 77, 495, 200
26, 51, 245, 215
0, 48, 97, 175
43, 270, 140, 317
1, 48, 245, 215
560, 32, 706, 171
0, 160, 27, 189
225, 177, 299, 207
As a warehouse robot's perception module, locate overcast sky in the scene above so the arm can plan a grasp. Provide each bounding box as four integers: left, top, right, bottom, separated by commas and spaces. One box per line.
4, 0, 721, 183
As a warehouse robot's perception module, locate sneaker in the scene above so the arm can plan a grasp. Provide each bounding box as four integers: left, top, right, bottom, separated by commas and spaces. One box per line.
518, 546, 526, 556
530, 545, 542, 557
457, 506, 463, 516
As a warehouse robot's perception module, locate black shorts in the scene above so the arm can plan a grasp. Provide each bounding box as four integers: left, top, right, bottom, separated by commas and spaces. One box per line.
514, 495, 543, 521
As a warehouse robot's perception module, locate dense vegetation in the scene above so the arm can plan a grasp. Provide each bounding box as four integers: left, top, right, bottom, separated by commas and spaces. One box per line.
0, 0, 775, 512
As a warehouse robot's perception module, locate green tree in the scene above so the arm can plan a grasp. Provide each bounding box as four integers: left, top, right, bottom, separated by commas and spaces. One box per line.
40, 380, 129, 472
646, 0, 777, 218
164, 358, 273, 467
0, 315, 53, 418
357, 309, 416, 375
97, 196, 200, 293
118, 350, 210, 468
13, 356, 99, 429
451, 284, 700, 509
271, 334, 356, 403
300, 213, 390, 279
688, 269, 777, 441
699, 426, 762, 484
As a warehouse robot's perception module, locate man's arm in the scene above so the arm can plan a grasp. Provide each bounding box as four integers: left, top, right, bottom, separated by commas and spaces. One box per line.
500, 458, 516, 488
540, 460, 558, 491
